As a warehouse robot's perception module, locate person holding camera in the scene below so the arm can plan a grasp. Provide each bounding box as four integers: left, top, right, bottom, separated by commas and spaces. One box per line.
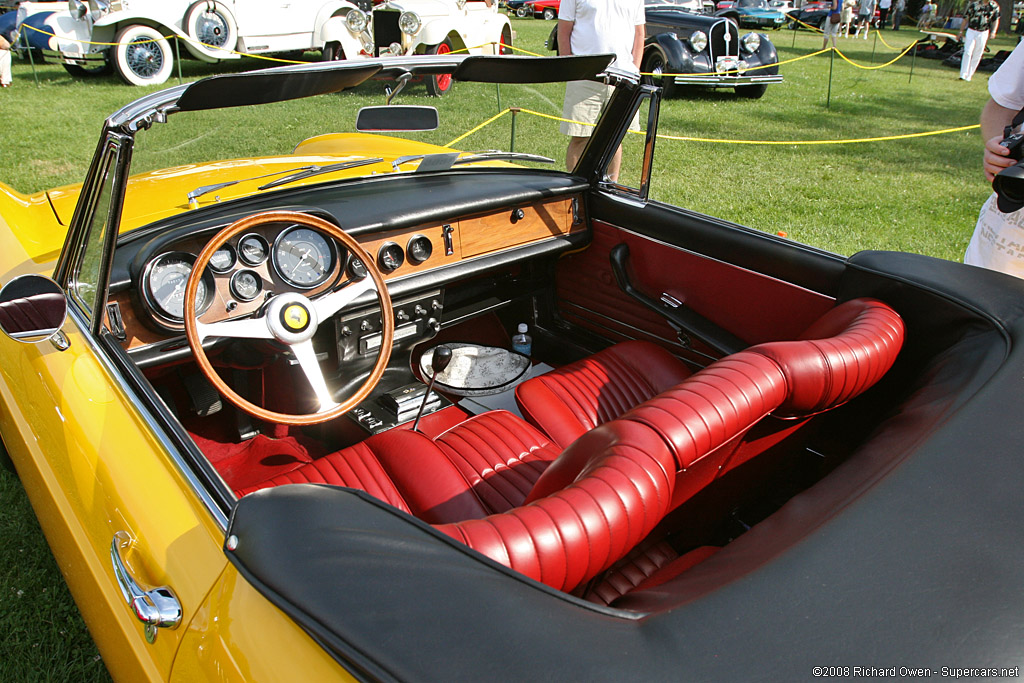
958, 0, 1000, 82
965, 41, 1024, 275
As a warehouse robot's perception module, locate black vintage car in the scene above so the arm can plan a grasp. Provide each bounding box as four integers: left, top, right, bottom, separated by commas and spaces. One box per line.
548, 0, 782, 98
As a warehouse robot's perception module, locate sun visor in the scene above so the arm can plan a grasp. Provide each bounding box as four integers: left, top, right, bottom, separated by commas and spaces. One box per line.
175, 64, 383, 112
452, 54, 615, 83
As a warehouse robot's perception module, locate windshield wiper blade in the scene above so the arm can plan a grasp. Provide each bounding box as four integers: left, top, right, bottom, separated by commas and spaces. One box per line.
258, 158, 384, 190
394, 150, 556, 173
452, 151, 556, 165
187, 166, 316, 208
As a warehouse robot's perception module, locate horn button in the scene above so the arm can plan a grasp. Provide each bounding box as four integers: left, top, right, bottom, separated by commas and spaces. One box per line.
266, 293, 319, 344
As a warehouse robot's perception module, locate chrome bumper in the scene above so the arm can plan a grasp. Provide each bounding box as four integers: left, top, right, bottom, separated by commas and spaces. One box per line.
673, 73, 784, 86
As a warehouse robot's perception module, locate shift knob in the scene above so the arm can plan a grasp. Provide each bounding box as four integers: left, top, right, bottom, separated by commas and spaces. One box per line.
432, 345, 453, 375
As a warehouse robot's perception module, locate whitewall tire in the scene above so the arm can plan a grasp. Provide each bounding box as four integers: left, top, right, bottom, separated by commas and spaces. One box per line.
183, 1, 237, 61
114, 25, 173, 86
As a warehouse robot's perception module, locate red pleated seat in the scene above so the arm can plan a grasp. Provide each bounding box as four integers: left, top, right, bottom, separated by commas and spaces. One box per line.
238, 298, 904, 595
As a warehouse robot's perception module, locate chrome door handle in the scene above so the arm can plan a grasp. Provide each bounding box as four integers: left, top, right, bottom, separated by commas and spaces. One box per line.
110, 532, 181, 643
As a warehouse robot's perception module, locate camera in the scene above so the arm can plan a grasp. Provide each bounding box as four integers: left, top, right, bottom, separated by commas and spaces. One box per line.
992, 128, 1024, 213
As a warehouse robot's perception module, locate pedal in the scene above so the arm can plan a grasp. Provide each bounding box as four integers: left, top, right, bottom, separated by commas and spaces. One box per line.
182, 373, 222, 417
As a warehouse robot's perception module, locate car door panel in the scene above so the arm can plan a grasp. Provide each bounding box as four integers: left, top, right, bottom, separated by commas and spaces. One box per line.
0, 309, 227, 681
555, 193, 842, 359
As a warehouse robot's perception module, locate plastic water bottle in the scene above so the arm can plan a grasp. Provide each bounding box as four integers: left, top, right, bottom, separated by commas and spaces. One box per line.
512, 323, 532, 356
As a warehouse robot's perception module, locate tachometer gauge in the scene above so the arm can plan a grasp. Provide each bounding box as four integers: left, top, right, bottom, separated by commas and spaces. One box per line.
209, 245, 236, 273
377, 242, 404, 273
273, 226, 336, 289
143, 252, 212, 323
230, 270, 262, 302
238, 234, 269, 266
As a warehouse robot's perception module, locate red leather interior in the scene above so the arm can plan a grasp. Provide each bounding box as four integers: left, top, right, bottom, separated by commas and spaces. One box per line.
514, 340, 693, 449
555, 224, 836, 353
434, 410, 560, 514
239, 298, 904, 595
237, 411, 560, 523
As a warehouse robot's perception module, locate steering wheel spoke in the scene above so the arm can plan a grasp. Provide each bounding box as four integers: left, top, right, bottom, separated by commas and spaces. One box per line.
195, 315, 274, 342
291, 340, 338, 412
313, 276, 376, 320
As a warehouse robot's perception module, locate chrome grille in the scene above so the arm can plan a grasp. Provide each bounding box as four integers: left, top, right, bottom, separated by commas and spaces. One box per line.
708, 19, 740, 62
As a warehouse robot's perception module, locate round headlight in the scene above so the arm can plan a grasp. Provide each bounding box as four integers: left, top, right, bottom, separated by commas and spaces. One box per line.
399, 11, 421, 35
689, 30, 708, 52
741, 32, 761, 53
345, 9, 368, 33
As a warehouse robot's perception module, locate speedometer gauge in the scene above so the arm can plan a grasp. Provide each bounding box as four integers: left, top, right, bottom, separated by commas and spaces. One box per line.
273, 226, 336, 289
143, 252, 213, 324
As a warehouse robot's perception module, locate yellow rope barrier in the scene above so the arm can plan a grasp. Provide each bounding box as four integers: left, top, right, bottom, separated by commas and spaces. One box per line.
444, 108, 511, 147
23, 23, 308, 64
831, 39, 919, 69
450, 106, 978, 146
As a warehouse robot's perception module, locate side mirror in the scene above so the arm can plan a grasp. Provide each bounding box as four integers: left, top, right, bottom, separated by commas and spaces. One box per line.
356, 105, 439, 132
0, 274, 68, 343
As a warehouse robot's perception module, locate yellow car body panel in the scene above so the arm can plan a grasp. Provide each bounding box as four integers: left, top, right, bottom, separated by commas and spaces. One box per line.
40, 134, 454, 233
171, 565, 357, 682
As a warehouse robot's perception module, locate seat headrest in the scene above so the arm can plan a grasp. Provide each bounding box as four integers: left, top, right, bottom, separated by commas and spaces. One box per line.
750, 298, 905, 416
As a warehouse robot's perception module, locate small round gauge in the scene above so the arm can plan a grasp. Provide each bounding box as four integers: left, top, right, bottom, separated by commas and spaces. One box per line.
377, 242, 404, 274
407, 234, 433, 265
230, 270, 262, 302
273, 226, 336, 289
238, 234, 269, 266
209, 245, 236, 273
348, 256, 368, 280
143, 252, 212, 323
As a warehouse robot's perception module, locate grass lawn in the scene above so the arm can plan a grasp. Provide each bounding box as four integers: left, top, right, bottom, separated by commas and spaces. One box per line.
0, 15, 1014, 679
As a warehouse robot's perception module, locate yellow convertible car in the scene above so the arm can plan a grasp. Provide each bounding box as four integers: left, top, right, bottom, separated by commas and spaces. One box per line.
2, 55, 1024, 681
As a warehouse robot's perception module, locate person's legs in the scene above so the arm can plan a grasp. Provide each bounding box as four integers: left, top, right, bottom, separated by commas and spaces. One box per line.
566, 136, 588, 174
961, 28, 988, 81
0, 49, 10, 87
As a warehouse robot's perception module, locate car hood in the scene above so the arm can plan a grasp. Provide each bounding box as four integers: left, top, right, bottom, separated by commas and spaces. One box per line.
45, 133, 477, 235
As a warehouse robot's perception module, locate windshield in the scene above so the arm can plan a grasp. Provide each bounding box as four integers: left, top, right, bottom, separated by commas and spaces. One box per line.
130, 74, 577, 210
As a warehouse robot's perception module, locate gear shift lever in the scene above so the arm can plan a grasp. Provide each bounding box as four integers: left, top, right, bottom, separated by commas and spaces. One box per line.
412, 345, 452, 433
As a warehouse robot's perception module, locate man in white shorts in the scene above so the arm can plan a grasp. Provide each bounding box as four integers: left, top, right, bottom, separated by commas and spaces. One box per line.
965, 41, 1024, 277
557, 0, 645, 182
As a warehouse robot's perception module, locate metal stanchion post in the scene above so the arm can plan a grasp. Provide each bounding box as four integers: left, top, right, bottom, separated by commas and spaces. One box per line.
827, 46, 834, 108
23, 31, 39, 87
792, 20, 798, 48
871, 31, 877, 62
496, 83, 502, 113
908, 39, 916, 82
174, 38, 182, 83
510, 107, 519, 152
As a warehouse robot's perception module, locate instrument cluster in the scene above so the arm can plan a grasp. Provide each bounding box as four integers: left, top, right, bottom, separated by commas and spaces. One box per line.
140, 223, 344, 330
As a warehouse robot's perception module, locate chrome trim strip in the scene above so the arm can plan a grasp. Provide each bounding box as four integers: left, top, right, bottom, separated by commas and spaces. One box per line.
67, 304, 230, 531
673, 74, 783, 85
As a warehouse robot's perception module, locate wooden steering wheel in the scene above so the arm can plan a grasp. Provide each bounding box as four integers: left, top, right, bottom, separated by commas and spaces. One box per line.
183, 211, 394, 426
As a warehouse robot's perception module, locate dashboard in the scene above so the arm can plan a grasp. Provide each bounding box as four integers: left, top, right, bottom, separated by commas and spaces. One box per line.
107, 178, 587, 363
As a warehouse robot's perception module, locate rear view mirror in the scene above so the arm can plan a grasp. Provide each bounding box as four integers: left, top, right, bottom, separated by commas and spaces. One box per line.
0, 274, 68, 343
356, 106, 439, 132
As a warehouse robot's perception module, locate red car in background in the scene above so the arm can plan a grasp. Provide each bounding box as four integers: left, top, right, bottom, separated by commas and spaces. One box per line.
524, 0, 560, 18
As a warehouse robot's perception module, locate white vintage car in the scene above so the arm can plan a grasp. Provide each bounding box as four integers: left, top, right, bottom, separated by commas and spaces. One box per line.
367, 0, 512, 94
17, 0, 372, 85
17, 0, 510, 90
